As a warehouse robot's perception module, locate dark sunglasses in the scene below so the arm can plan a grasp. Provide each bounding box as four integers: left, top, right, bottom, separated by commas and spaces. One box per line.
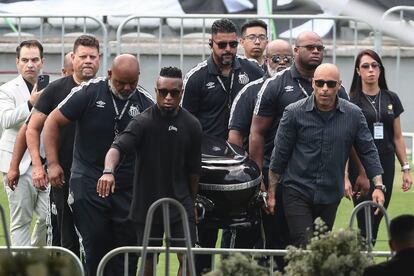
271, 55, 292, 64
314, 79, 338, 88
157, 88, 181, 98
360, 62, 381, 69
211, 39, 239, 49
297, 44, 325, 52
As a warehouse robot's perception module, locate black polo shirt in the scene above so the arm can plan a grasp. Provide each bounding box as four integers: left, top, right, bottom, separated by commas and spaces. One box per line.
351, 89, 403, 155
182, 55, 264, 139
270, 94, 383, 204
254, 63, 349, 169
58, 77, 154, 185
111, 105, 202, 223
34, 75, 78, 174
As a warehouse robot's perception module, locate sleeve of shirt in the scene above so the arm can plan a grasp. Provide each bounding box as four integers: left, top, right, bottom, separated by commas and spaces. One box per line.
254, 79, 275, 117
228, 90, 253, 134
58, 85, 90, 121
269, 106, 297, 174
34, 84, 55, 115
182, 73, 201, 116
111, 117, 142, 155
338, 86, 350, 100
389, 91, 404, 118
0, 87, 30, 129
354, 109, 384, 179
187, 118, 202, 175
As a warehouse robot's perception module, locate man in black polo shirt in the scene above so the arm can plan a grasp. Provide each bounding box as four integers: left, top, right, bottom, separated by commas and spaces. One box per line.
43, 54, 154, 276
97, 67, 202, 276
182, 18, 264, 140
25, 34, 100, 256
268, 63, 385, 246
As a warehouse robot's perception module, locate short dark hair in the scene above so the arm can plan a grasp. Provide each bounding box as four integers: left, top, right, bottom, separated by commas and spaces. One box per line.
73, 34, 100, 53
211, 18, 237, 35
16, 40, 43, 59
390, 214, 414, 245
241, 20, 267, 36
160, 66, 182, 79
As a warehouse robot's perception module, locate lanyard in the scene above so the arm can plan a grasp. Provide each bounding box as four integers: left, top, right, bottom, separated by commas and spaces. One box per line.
364, 91, 381, 122
296, 79, 310, 98
216, 72, 234, 109
110, 93, 130, 136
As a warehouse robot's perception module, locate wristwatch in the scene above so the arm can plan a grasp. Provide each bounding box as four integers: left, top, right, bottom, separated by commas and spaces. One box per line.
402, 162, 411, 172
374, 184, 386, 193
103, 168, 114, 175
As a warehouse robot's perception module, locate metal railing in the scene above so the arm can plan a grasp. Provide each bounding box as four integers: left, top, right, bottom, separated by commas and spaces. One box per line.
403, 132, 414, 165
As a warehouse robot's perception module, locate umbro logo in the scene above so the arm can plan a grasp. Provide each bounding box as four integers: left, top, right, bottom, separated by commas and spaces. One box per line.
206, 82, 215, 89
168, 125, 178, 132
284, 85, 294, 92
96, 100, 106, 108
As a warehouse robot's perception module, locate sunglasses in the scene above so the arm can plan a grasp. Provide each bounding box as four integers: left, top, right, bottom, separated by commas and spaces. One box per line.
297, 45, 325, 52
360, 62, 381, 69
271, 55, 292, 64
244, 34, 268, 42
211, 39, 239, 49
157, 88, 181, 98
314, 79, 338, 88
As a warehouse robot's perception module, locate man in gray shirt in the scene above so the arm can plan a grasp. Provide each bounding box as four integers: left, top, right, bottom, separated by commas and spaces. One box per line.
268, 63, 385, 246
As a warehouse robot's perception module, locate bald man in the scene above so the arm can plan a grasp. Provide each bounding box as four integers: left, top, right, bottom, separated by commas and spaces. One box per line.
61, 51, 74, 76
268, 63, 384, 247
43, 54, 154, 275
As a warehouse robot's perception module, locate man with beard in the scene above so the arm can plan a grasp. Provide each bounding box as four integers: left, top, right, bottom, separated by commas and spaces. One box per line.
249, 31, 349, 268
43, 54, 154, 276
97, 66, 202, 276
182, 18, 263, 140
240, 20, 268, 68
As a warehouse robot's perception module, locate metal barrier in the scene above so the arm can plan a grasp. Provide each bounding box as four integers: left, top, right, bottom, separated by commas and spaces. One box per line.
0, 14, 109, 72
115, 14, 377, 71
349, 200, 391, 252
403, 132, 414, 165
0, 246, 85, 275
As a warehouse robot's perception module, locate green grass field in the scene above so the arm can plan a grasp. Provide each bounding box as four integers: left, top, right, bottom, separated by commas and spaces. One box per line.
0, 166, 412, 273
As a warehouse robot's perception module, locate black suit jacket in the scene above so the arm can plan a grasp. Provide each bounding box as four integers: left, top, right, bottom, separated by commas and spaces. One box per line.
363, 248, 414, 276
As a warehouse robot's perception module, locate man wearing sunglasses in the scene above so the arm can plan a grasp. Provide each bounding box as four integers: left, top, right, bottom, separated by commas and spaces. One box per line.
240, 20, 268, 67
43, 54, 154, 276
182, 18, 264, 140
97, 66, 202, 276
268, 63, 384, 247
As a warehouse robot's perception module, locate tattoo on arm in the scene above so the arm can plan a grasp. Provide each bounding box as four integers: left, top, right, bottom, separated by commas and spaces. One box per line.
268, 170, 281, 195
372, 175, 383, 186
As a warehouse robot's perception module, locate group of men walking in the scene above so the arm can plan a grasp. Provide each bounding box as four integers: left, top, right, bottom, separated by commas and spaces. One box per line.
0, 17, 389, 276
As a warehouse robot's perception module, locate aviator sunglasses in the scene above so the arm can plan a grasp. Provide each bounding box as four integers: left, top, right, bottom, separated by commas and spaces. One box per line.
314, 79, 338, 88
157, 88, 181, 98
271, 55, 292, 64
211, 39, 239, 49
360, 62, 381, 69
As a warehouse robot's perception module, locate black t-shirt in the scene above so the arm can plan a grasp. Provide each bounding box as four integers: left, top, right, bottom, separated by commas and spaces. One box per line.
58, 77, 154, 185
182, 55, 264, 139
351, 89, 403, 154
112, 105, 202, 223
34, 75, 78, 174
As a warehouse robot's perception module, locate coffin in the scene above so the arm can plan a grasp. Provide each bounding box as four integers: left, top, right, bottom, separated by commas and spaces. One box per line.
197, 135, 262, 229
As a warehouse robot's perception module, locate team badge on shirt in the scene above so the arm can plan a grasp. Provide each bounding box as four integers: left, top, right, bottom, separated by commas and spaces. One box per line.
238, 72, 249, 85
128, 104, 140, 117
387, 104, 394, 115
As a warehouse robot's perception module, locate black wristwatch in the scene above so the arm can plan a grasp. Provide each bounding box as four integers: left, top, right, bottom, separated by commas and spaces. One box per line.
103, 168, 114, 175
374, 184, 386, 193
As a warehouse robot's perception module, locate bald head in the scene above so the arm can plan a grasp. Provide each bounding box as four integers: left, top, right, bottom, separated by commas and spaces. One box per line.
266, 39, 293, 76
312, 63, 341, 112
295, 31, 322, 47
314, 63, 340, 81
62, 51, 74, 76
108, 54, 140, 100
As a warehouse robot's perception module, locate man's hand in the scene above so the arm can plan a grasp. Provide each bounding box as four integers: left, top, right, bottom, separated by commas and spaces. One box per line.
7, 167, 20, 191
97, 174, 115, 198
32, 164, 48, 190
265, 191, 276, 215
344, 176, 353, 200
29, 83, 43, 106
372, 189, 385, 215
48, 163, 65, 188
354, 174, 370, 198
401, 171, 412, 192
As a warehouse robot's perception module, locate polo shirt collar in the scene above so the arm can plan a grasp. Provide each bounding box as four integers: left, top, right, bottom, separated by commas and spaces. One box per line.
305, 93, 345, 113
207, 55, 241, 76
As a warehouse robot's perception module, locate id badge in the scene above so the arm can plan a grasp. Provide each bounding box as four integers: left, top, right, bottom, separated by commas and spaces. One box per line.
373, 122, 384, 139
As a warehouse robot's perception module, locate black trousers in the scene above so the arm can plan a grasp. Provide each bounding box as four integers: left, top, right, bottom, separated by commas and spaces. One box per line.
282, 186, 339, 247
70, 173, 137, 276
51, 170, 79, 255
350, 151, 395, 242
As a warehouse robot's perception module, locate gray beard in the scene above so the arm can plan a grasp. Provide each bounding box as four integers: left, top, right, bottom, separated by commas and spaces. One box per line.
109, 81, 129, 100
220, 54, 235, 66
267, 65, 278, 77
